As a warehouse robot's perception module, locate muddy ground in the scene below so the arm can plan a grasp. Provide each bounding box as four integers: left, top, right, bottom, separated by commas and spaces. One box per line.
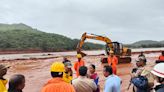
0, 53, 159, 92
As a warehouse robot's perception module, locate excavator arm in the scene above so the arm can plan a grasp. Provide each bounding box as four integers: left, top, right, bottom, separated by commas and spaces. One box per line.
76, 32, 113, 56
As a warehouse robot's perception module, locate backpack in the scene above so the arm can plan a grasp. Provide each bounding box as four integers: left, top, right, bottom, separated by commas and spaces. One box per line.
154, 84, 164, 92
131, 76, 148, 90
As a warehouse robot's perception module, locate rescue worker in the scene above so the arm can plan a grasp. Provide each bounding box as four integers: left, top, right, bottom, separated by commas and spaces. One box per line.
103, 65, 121, 92
138, 52, 146, 58
138, 52, 147, 62
74, 54, 85, 76
159, 51, 164, 61
0, 64, 10, 92
151, 63, 164, 92
41, 62, 75, 92
107, 50, 118, 75
156, 51, 164, 63
8, 74, 25, 92
63, 57, 71, 64
63, 62, 73, 83
72, 66, 97, 92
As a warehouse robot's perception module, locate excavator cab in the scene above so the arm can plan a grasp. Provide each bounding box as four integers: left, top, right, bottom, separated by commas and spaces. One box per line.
104, 42, 131, 63
105, 42, 123, 56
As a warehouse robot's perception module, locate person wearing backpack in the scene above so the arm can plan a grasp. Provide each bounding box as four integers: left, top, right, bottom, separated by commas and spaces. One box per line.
130, 58, 149, 92
131, 57, 146, 78
151, 63, 164, 92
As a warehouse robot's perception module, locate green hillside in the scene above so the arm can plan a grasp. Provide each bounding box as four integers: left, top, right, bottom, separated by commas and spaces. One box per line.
0, 23, 104, 52
126, 40, 164, 48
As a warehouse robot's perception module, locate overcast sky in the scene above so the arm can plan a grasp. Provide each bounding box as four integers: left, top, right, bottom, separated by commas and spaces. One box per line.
0, 0, 164, 44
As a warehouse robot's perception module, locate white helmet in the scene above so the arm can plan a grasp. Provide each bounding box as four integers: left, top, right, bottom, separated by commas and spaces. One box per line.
151, 63, 164, 78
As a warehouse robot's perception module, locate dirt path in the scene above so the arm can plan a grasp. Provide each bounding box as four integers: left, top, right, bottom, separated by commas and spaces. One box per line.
0, 53, 159, 92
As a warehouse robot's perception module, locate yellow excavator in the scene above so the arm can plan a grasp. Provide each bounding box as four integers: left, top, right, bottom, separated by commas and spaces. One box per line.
76, 32, 131, 63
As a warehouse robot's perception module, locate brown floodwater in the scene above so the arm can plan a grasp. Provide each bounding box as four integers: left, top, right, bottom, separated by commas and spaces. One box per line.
0, 52, 159, 92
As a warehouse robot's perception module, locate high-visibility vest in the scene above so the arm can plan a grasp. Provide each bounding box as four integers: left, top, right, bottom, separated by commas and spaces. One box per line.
63, 72, 73, 83
0, 79, 7, 92
107, 56, 118, 74
74, 60, 85, 76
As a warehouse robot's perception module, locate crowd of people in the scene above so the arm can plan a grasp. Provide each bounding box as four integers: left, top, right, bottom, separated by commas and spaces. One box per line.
0, 51, 164, 92
130, 51, 164, 92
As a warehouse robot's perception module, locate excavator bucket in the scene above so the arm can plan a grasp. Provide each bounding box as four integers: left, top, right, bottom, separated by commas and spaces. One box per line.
77, 51, 87, 57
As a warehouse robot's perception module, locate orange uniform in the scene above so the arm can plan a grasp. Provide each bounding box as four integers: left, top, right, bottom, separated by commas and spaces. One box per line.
41, 78, 75, 92
107, 56, 118, 75
159, 55, 164, 61
74, 60, 85, 76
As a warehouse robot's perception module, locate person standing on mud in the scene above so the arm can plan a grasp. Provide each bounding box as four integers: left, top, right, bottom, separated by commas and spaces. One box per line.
74, 54, 85, 77
63, 57, 71, 64
8, 74, 25, 92
41, 62, 75, 92
72, 66, 97, 92
88, 64, 99, 85
131, 58, 146, 77
156, 51, 164, 63
138, 52, 147, 62
0, 64, 10, 92
63, 62, 73, 83
131, 57, 154, 92
107, 50, 118, 75
138, 52, 146, 58
103, 65, 121, 92
159, 51, 164, 61
88, 64, 100, 92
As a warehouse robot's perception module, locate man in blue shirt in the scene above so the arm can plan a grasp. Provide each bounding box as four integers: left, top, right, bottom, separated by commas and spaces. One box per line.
103, 65, 121, 92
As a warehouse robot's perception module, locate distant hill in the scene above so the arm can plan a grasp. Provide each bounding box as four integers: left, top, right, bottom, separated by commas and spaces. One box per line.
126, 40, 164, 48
0, 23, 163, 52
0, 23, 104, 52
160, 40, 164, 44
0, 23, 33, 31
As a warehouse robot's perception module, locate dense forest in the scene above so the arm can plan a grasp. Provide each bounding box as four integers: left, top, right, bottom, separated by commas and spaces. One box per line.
0, 23, 104, 52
